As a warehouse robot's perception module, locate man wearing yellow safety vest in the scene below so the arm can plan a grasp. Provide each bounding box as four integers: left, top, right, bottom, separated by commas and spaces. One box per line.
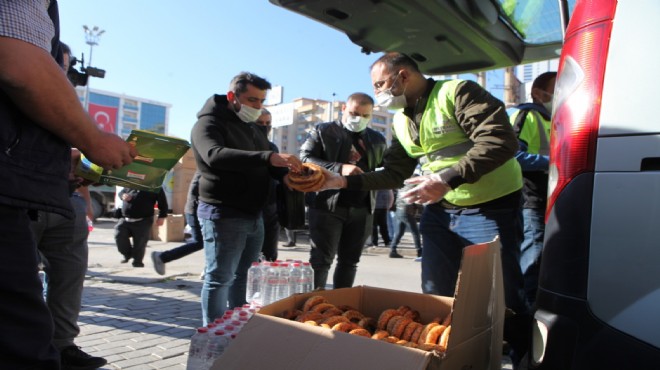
317, 52, 531, 365
510, 71, 556, 309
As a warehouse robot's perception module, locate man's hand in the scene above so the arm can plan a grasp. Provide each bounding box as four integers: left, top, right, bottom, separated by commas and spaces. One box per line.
401, 174, 451, 205
318, 166, 347, 191
80, 131, 136, 170
156, 218, 166, 227
270, 153, 302, 173
340, 163, 364, 176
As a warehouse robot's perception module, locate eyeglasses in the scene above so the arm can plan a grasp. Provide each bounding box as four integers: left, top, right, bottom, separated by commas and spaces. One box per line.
373, 73, 398, 92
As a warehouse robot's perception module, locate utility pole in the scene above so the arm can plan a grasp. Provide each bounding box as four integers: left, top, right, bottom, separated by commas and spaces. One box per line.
83, 25, 105, 111
503, 66, 521, 107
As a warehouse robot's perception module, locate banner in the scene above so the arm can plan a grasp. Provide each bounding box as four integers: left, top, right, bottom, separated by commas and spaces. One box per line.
88, 102, 118, 134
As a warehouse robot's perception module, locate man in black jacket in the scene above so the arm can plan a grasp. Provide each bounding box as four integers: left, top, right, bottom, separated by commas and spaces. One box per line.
114, 187, 168, 267
300, 92, 387, 289
191, 72, 301, 325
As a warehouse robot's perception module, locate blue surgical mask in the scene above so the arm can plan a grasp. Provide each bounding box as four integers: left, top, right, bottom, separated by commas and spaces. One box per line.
375, 73, 407, 110
236, 104, 262, 123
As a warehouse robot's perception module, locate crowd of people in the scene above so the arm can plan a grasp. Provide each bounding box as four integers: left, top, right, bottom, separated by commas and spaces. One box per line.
0, 3, 556, 369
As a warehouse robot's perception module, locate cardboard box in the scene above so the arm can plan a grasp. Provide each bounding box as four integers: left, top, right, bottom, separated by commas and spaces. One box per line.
150, 213, 185, 242
211, 239, 505, 370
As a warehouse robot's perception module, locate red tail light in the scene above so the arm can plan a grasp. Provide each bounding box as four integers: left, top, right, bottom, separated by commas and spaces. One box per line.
546, 0, 617, 220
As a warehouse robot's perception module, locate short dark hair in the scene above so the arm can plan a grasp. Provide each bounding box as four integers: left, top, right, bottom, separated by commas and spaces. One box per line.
532, 72, 557, 92
371, 52, 420, 73
229, 72, 272, 95
59, 41, 71, 56
347, 92, 374, 106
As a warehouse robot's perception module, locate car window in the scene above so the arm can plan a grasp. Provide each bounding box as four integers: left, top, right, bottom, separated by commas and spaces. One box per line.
499, 0, 576, 45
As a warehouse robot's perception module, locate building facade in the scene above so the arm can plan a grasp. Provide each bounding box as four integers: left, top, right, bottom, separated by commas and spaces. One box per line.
75, 87, 171, 138
267, 97, 394, 155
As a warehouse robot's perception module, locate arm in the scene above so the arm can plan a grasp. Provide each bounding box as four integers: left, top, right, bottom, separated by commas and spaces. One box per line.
440, 80, 519, 188
76, 186, 95, 221
155, 189, 169, 226
0, 37, 135, 169
515, 141, 550, 171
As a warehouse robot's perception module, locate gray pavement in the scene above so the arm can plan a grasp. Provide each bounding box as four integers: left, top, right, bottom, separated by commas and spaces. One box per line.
79, 217, 432, 369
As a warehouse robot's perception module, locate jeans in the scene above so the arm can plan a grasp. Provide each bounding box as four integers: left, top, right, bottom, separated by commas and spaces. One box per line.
309, 206, 372, 289
391, 209, 422, 254
520, 207, 545, 307
371, 208, 391, 246
32, 194, 89, 349
200, 216, 263, 325
419, 202, 527, 315
0, 205, 60, 369
160, 213, 203, 263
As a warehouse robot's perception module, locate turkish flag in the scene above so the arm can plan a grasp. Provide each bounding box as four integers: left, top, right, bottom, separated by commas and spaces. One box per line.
88, 103, 118, 134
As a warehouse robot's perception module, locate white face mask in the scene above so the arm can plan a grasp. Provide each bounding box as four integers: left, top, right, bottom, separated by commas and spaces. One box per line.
542, 100, 553, 115
343, 115, 370, 132
375, 74, 407, 110
235, 103, 262, 123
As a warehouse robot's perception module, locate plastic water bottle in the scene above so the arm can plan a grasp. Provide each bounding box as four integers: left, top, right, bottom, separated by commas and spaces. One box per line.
300, 262, 314, 294
277, 262, 291, 302
246, 262, 263, 308
263, 262, 284, 306
289, 263, 303, 294
186, 327, 209, 370
38, 270, 48, 301
86, 217, 94, 232
204, 330, 230, 369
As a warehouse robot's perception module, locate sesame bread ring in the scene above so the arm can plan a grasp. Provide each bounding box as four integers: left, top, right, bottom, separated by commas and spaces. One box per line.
418, 343, 447, 353
386, 315, 404, 335
391, 317, 413, 339
403, 309, 421, 323
348, 328, 372, 338
397, 305, 412, 315
424, 324, 447, 345
332, 322, 359, 332
287, 163, 326, 192
295, 311, 323, 323
371, 330, 389, 340
310, 303, 336, 314
441, 313, 452, 327
322, 315, 350, 327
417, 322, 440, 345
402, 321, 423, 342
342, 309, 365, 322
321, 307, 343, 318
410, 323, 426, 344
302, 295, 327, 312
357, 317, 377, 333
439, 325, 451, 349
377, 309, 399, 331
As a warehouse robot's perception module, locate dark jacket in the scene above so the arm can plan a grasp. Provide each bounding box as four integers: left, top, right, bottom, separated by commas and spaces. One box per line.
190, 95, 286, 216
300, 121, 387, 213
0, 2, 73, 218
183, 172, 201, 215
119, 187, 168, 219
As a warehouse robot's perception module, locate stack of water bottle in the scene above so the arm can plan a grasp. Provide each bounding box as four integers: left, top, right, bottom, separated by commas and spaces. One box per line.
186, 306, 257, 370
246, 260, 314, 309
186, 261, 313, 369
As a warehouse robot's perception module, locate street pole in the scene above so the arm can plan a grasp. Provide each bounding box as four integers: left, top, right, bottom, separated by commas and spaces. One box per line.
83, 25, 105, 111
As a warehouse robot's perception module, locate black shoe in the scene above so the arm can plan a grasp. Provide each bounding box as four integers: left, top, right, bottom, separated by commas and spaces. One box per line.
60, 345, 107, 370
282, 242, 296, 247
389, 251, 404, 258
120, 257, 130, 264
132, 262, 145, 268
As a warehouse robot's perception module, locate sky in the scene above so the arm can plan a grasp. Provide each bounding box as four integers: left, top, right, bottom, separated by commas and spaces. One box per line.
58, 0, 503, 141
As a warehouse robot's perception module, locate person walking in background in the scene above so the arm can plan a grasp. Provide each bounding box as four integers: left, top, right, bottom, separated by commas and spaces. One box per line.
152, 172, 202, 275
300, 92, 387, 290
510, 71, 556, 308
318, 52, 530, 365
115, 187, 168, 268
191, 72, 301, 325
389, 182, 423, 261
371, 189, 394, 252
256, 109, 281, 262
0, 3, 135, 367
282, 227, 297, 247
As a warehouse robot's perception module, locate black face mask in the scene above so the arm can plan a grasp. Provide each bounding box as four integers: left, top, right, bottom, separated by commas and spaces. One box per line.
256, 124, 271, 137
